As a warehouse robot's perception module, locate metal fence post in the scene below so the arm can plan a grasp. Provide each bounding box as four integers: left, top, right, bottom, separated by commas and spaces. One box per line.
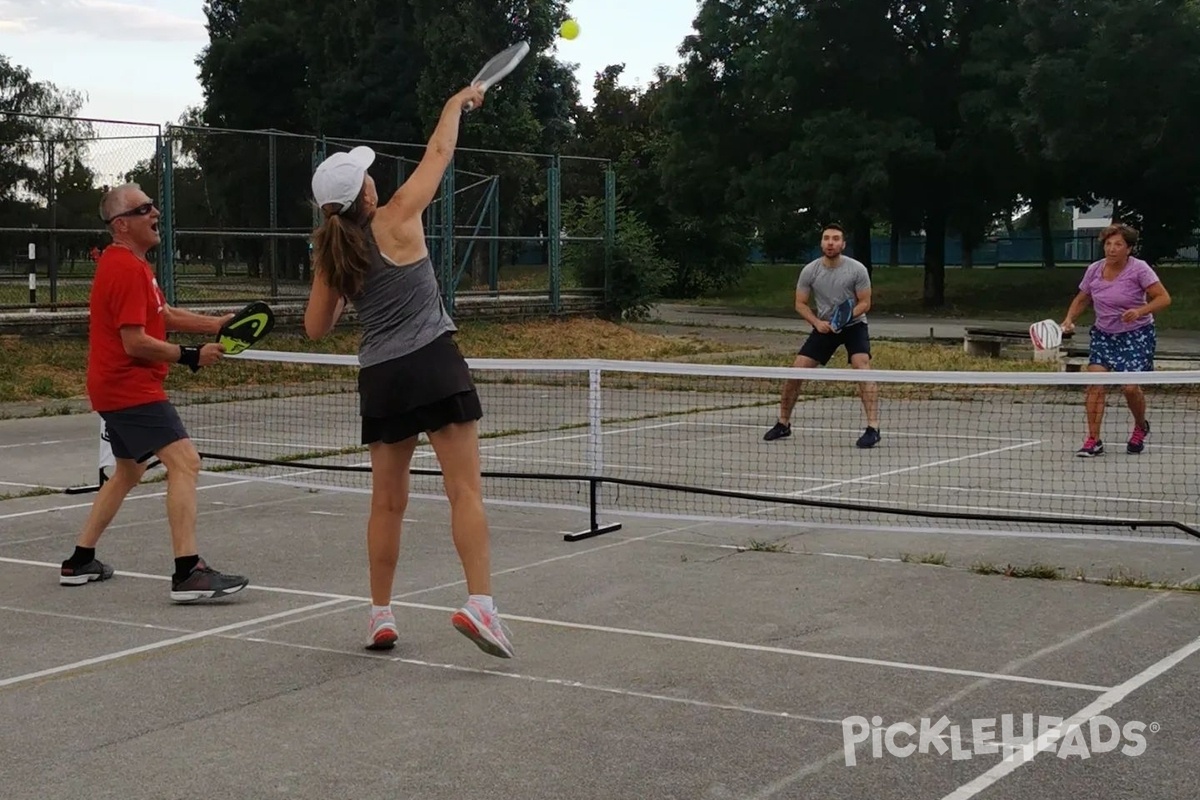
268, 130, 279, 301
604, 163, 616, 304
547, 156, 562, 314
157, 128, 176, 304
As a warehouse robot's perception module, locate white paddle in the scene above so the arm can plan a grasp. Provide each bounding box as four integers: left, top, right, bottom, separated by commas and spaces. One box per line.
1029, 319, 1063, 350
464, 41, 531, 111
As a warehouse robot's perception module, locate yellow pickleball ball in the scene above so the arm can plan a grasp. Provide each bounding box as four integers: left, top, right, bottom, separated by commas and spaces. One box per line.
560, 19, 579, 40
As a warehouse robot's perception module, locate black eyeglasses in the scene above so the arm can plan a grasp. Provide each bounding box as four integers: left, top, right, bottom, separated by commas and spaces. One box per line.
100, 202, 157, 224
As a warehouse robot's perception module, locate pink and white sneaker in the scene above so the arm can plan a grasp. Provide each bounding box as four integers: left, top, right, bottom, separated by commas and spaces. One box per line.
366, 609, 398, 651
451, 600, 515, 658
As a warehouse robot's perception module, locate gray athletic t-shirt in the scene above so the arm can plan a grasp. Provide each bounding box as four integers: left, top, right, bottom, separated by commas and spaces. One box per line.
351, 227, 456, 368
796, 256, 871, 325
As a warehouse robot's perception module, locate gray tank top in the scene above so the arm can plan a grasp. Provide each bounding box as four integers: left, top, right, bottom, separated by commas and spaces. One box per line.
350, 225, 456, 368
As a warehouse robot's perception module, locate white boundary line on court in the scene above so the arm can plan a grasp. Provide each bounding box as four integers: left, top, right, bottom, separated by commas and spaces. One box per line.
0, 557, 1109, 692
750, 572, 1200, 798
0, 476, 253, 522
941, 633, 1200, 799
1, 480, 66, 491
236, 635, 848, 727
0, 597, 350, 690
787, 441, 1040, 499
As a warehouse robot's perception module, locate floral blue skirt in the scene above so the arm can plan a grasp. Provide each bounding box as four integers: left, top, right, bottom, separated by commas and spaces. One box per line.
1088, 324, 1156, 372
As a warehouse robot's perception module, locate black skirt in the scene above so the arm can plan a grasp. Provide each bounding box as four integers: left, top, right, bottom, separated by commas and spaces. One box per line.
357, 333, 483, 444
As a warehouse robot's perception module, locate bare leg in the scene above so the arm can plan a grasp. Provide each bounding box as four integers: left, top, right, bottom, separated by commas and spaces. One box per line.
427, 420, 490, 595
850, 353, 879, 428
778, 354, 819, 424
1085, 364, 1108, 440
75, 458, 149, 548
365, 438, 418, 605
154, 439, 203, 558
1122, 384, 1146, 428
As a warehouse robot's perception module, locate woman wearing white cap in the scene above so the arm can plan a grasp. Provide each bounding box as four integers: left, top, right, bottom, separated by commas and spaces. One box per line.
303, 83, 514, 659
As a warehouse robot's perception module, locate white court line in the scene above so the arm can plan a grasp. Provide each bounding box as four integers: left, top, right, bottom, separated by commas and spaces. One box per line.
193, 437, 334, 450
832, 498, 1182, 525
835, 480, 1200, 510
0, 439, 72, 450
0, 495, 308, 548
0, 598, 348, 690
789, 441, 1042, 498
238, 636, 845, 727
703, 422, 1036, 443
751, 572, 1200, 798
1, 480, 65, 491
0, 604, 193, 634
0, 477, 254, 521
940, 633, 1200, 800
631, 508, 1200, 545
412, 418, 691, 459
0, 557, 1105, 691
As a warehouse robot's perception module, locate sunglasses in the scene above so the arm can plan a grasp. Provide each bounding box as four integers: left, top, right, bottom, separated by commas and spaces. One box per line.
100, 202, 157, 224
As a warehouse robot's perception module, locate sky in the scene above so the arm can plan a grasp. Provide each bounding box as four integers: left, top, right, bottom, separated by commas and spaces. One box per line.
0, 0, 701, 127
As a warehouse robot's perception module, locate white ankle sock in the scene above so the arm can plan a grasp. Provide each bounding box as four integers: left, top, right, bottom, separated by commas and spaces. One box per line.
371, 604, 392, 617
469, 594, 495, 613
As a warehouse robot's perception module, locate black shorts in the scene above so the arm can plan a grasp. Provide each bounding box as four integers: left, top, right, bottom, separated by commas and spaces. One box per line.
799, 322, 871, 365
358, 332, 483, 445
99, 400, 189, 463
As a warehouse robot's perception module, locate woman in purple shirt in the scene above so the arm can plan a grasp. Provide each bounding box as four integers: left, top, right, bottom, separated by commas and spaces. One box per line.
1060, 223, 1171, 457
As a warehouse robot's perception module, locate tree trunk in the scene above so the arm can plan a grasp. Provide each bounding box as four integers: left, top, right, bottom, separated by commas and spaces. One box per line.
852, 213, 873, 274
1036, 196, 1056, 269
962, 237, 974, 269
889, 226, 900, 268
923, 210, 947, 307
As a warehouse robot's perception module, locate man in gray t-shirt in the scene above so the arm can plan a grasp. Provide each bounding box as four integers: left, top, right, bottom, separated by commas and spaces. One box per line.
763, 223, 881, 448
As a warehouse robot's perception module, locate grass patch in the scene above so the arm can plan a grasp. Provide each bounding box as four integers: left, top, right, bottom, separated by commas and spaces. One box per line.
0, 486, 60, 501
693, 264, 1200, 330
703, 341, 1061, 372
970, 561, 1065, 579
0, 318, 738, 405
900, 552, 949, 566
741, 539, 791, 553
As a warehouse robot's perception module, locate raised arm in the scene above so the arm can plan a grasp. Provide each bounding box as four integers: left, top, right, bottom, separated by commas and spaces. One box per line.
378, 86, 486, 224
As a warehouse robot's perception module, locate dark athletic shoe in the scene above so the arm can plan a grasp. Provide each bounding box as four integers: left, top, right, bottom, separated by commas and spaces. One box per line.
763, 422, 792, 441
856, 427, 881, 449
171, 558, 249, 603
60, 558, 114, 586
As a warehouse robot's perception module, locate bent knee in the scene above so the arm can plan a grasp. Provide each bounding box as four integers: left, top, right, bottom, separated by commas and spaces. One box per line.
159, 441, 201, 477
442, 476, 483, 507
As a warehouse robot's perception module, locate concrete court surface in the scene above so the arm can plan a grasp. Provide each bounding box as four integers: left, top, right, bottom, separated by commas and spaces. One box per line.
3, 417, 1200, 799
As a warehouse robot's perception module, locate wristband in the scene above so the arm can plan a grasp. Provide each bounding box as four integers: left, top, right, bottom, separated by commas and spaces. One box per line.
178, 345, 201, 373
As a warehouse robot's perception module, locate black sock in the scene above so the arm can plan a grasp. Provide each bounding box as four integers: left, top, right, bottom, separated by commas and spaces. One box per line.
66, 546, 96, 566
174, 554, 200, 580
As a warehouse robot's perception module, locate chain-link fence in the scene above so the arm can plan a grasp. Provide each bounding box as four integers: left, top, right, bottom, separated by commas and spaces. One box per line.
0, 113, 162, 310
0, 111, 616, 315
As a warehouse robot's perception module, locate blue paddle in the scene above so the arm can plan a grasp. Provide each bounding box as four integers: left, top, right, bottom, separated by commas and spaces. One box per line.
829, 298, 855, 333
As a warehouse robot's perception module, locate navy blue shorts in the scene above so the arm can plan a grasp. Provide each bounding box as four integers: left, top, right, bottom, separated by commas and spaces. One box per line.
799, 322, 871, 365
1089, 324, 1156, 372
99, 401, 189, 463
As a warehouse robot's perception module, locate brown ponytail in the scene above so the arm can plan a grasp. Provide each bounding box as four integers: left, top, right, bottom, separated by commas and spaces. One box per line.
312, 197, 372, 298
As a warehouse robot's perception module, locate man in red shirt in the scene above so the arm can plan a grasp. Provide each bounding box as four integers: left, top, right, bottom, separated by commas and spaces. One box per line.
60, 183, 250, 602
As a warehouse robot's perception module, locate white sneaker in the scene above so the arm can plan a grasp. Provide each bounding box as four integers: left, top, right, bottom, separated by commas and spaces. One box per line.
451, 600, 515, 658
366, 609, 398, 651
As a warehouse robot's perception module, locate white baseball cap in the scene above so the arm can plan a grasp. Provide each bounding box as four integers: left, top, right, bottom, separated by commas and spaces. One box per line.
312, 145, 375, 213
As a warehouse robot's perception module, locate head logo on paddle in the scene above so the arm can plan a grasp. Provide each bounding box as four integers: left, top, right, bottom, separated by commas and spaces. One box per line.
218, 301, 275, 355
830, 298, 856, 333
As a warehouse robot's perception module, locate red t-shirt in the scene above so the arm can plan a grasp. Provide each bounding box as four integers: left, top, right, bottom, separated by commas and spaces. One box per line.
87, 246, 170, 412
